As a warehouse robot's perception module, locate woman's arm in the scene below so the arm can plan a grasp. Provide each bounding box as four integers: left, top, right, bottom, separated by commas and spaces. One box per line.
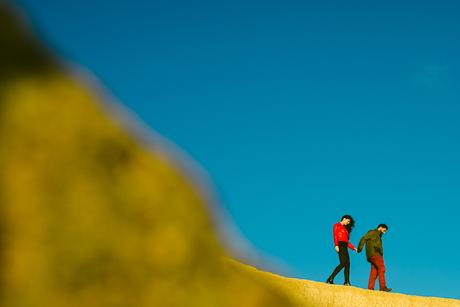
333, 224, 339, 247
348, 242, 356, 250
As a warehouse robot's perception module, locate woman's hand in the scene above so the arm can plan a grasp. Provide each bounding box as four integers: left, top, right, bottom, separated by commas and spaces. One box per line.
335, 246, 339, 252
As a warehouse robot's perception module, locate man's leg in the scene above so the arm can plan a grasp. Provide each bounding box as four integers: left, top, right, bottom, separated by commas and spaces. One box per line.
374, 256, 387, 290
367, 259, 378, 290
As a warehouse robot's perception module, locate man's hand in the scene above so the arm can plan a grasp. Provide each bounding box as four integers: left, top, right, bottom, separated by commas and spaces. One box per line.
335, 246, 339, 252
354, 248, 358, 253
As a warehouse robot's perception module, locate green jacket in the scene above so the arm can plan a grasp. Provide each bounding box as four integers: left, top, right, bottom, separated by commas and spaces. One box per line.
357, 229, 384, 260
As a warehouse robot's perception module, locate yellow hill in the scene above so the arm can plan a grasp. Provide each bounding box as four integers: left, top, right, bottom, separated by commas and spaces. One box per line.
226, 259, 460, 307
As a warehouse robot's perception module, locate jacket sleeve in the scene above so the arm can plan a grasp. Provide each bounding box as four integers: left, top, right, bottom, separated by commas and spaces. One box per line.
333, 224, 338, 246
348, 242, 356, 250
357, 231, 372, 252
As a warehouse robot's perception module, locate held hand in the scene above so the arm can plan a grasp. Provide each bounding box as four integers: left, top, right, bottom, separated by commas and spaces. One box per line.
354, 248, 358, 253
335, 246, 339, 252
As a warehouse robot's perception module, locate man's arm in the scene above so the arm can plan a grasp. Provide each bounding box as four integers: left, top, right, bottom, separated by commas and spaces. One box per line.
357, 231, 372, 252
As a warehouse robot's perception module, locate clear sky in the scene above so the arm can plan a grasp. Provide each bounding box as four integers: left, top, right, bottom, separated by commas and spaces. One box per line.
16, 0, 460, 299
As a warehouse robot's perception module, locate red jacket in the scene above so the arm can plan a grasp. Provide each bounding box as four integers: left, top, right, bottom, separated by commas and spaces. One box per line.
333, 222, 356, 250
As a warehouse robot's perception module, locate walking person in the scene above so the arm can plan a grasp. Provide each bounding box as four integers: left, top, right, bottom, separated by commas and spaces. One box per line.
357, 224, 392, 292
326, 215, 357, 286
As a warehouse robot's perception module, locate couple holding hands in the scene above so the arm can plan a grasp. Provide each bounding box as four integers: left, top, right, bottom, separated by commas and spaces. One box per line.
326, 215, 392, 292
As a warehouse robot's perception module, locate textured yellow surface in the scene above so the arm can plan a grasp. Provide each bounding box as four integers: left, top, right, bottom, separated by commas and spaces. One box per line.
227, 259, 460, 307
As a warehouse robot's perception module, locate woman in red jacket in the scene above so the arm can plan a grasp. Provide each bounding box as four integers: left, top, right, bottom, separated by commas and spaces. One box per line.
326, 215, 357, 286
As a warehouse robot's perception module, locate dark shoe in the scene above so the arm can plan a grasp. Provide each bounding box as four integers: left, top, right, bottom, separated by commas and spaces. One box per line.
380, 287, 392, 292
343, 282, 351, 286
326, 278, 334, 284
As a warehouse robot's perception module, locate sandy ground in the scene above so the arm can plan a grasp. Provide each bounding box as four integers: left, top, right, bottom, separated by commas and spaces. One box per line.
227, 259, 460, 307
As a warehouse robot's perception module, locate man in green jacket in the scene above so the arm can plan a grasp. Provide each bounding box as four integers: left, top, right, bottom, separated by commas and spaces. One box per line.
357, 224, 392, 292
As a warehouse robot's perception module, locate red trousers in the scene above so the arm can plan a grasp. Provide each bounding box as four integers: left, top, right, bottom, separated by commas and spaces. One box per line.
368, 255, 387, 290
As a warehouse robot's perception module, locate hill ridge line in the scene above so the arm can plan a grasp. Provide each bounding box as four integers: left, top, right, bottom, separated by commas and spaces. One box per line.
225, 258, 460, 307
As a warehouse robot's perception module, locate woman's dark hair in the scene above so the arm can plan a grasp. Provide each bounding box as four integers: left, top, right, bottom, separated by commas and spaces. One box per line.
341, 214, 355, 233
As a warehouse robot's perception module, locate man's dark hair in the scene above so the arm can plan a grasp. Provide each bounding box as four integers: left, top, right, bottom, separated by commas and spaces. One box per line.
377, 224, 388, 230
341, 215, 355, 233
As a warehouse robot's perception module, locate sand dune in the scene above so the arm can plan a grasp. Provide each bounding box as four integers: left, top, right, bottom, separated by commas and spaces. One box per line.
227, 259, 460, 307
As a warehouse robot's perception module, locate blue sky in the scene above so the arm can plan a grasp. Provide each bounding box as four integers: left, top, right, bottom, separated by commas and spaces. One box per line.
17, 0, 460, 299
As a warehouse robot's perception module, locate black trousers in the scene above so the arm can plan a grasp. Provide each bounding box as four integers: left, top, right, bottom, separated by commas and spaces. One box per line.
328, 241, 350, 283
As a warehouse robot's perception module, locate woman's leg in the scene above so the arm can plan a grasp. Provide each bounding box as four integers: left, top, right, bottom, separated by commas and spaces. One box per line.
328, 261, 345, 281
342, 249, 350, 284
327, 243, 347, 282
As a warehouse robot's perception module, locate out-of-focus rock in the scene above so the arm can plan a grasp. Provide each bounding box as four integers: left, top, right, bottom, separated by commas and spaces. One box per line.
0, 4, 295, 307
